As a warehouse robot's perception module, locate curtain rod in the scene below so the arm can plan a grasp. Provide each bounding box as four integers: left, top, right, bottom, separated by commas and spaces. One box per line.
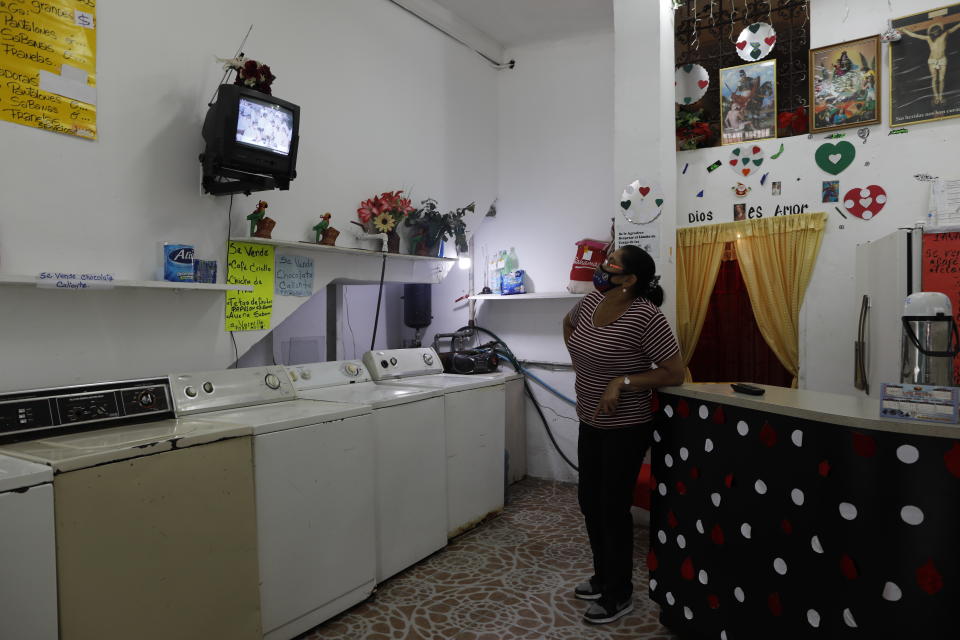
385, 0, 516, 70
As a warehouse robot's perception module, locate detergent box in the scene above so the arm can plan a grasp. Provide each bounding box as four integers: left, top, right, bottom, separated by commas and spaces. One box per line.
159, 243, 195, 282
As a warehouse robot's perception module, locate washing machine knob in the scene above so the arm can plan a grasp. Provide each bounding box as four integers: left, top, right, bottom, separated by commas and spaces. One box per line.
344, 363, 360, 377
264, 373, 281, 390
288, 370, 298, 381
390, 357, 398, 366
301, 370, 312, 380
202, 382, 214, 394
422, 353, 434, 366
184, 386, 198, 398
381, 360, 389, 369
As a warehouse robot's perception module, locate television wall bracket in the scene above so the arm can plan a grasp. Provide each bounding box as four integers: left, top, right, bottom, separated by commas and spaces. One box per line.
200, 158, 289, 196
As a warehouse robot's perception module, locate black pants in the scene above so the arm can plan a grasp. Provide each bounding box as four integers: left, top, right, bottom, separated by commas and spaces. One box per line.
577, 421, 653, 605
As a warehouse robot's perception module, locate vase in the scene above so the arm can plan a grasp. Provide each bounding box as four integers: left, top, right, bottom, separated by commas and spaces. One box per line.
320, 227, 339, 246
387, 230, 401, 253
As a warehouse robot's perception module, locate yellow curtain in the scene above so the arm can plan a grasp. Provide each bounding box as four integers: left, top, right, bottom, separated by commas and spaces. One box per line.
675, 213, 827, 385
676, 225, 727, 381
733, 212, 827, 387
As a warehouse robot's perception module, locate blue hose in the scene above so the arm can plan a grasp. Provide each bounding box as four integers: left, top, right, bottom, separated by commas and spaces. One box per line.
495, 351, 576, 406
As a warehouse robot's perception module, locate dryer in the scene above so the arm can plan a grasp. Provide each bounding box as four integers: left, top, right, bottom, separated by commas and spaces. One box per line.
169, 367, 376, 640
285, 360, 446, 582
365, 348, 507, 537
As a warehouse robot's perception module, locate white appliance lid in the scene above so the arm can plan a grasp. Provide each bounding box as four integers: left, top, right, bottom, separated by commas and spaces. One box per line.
296, 381, 442, 408
191, 399, 371, 435
0, 418, 251, 473
0, 452, 52, 491
377, 374, 505, 392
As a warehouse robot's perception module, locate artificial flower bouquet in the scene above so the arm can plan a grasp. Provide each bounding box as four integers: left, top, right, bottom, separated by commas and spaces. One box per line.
356, 190, 416, 235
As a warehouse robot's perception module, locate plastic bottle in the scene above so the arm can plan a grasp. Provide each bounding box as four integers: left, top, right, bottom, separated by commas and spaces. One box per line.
507, 247, 519, 272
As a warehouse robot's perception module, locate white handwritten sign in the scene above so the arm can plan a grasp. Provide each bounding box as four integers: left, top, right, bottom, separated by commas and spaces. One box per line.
275, 254, 314, 297
36, 272, 114, 290
616, 228, 660, 259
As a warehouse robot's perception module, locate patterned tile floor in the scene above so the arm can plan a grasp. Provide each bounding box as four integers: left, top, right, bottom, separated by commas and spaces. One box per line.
301, 477, 678, 640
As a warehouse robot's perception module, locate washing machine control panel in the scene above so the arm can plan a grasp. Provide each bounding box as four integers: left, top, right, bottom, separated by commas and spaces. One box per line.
285, 360, 371, 392
0, 380, 171, 438
169, 366, 295, 416
363, 348, 444, 380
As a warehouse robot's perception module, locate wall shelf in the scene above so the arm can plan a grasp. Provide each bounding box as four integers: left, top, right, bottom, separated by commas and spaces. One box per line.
0, 274, 253, 292
469, 292, 585, 300
230, 236, 457, 262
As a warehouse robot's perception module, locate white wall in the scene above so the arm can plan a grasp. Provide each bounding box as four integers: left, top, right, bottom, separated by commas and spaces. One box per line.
0, 0, 498, 391
424, 31, 617, 483
675, 0, 960, 395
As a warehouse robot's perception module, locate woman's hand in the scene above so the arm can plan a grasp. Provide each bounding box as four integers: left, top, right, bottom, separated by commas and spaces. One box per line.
593, 378, 623, 418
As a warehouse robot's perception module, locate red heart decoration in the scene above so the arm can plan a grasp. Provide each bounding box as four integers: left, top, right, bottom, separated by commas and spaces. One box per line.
843, 186, 887, 220
742, 168, 751, 176
736, 40, 747, 50
765, 35, 777, 46
752, 146, 761, 154
638, 186, 651, 197
697, 79, 709, 89
730, 159, 739, 166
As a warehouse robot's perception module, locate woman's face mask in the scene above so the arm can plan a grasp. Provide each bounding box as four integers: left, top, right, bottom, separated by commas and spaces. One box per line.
593, 263, 626, 292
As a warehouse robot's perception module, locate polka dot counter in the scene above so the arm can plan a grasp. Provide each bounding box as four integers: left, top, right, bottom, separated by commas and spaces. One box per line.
648, 394, 959, 638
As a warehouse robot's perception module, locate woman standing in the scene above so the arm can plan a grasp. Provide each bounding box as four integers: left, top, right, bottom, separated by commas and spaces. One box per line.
563, 245, 683, 624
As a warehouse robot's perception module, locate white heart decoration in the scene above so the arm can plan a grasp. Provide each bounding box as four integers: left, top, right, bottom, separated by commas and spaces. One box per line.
675, 63, 710, 105
620, 178, 664, 225
736, 22, 777, 62
860, 198, 873, 207
829, 154, 842, 164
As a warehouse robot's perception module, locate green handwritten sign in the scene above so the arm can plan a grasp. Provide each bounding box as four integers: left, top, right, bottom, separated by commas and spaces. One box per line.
226, 242, 274, 331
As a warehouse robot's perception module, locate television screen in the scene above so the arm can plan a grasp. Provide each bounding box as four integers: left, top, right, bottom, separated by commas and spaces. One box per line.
235, 96, 294, 156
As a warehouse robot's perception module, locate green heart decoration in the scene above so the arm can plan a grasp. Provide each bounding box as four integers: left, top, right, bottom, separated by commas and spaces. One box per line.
748, 23, 761, 33
815, 141, 856, 175
655, 198, 664, 207
732, 147, 741, 156
683, 63, 693, 72
620, 200, 631, 210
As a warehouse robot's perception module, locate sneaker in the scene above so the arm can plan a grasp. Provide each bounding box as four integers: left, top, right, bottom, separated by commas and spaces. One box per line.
574, 579, 602, 600
583, 598, 633, 624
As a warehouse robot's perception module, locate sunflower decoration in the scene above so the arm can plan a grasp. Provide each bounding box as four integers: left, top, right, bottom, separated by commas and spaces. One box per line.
372, 211, 397, 233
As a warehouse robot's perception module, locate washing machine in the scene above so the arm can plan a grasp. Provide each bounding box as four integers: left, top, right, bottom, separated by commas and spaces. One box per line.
0, 453, 57, 640
285, 359, 446, 582
0, 377, 262, 640
364, 348, 507, 537
168, 366, 376, 640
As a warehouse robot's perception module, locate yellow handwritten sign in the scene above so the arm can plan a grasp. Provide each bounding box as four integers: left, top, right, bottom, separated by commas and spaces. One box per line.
226, 242, 274, 332
0, 0, 98, 138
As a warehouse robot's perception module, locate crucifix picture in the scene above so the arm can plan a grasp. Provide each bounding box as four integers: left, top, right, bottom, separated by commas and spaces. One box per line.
890, 3, 960, 125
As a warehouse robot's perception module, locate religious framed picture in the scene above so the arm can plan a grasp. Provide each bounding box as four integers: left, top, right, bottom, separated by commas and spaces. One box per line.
890, 3, 960, 126
719, 59, 777, 145
809, 36, 881, 133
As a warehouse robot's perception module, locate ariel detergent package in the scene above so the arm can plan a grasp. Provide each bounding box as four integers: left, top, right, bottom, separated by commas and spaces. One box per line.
501, 270, 525, 295
159, 243, 195, 282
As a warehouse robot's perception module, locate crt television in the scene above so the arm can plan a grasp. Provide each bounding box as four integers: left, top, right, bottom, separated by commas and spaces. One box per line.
201, 84, 300, 192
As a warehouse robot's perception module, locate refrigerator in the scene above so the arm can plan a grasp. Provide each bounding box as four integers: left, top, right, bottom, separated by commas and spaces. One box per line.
853, 228, 922, 395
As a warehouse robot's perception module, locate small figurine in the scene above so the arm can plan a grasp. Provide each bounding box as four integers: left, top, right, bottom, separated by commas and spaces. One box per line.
313, 213, 339, 245
247, 200, 276, 239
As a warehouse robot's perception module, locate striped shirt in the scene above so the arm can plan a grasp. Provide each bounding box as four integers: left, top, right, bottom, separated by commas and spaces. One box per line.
567, 291, 680, 428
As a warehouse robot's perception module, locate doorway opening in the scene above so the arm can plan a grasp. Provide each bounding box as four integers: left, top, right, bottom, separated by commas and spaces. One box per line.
688, 243, 792, 386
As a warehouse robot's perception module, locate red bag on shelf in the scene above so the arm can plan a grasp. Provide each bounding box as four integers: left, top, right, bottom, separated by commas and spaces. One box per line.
567, 239, 610, 294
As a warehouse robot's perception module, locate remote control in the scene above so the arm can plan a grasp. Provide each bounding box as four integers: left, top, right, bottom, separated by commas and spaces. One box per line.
731, 383, 765, 396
